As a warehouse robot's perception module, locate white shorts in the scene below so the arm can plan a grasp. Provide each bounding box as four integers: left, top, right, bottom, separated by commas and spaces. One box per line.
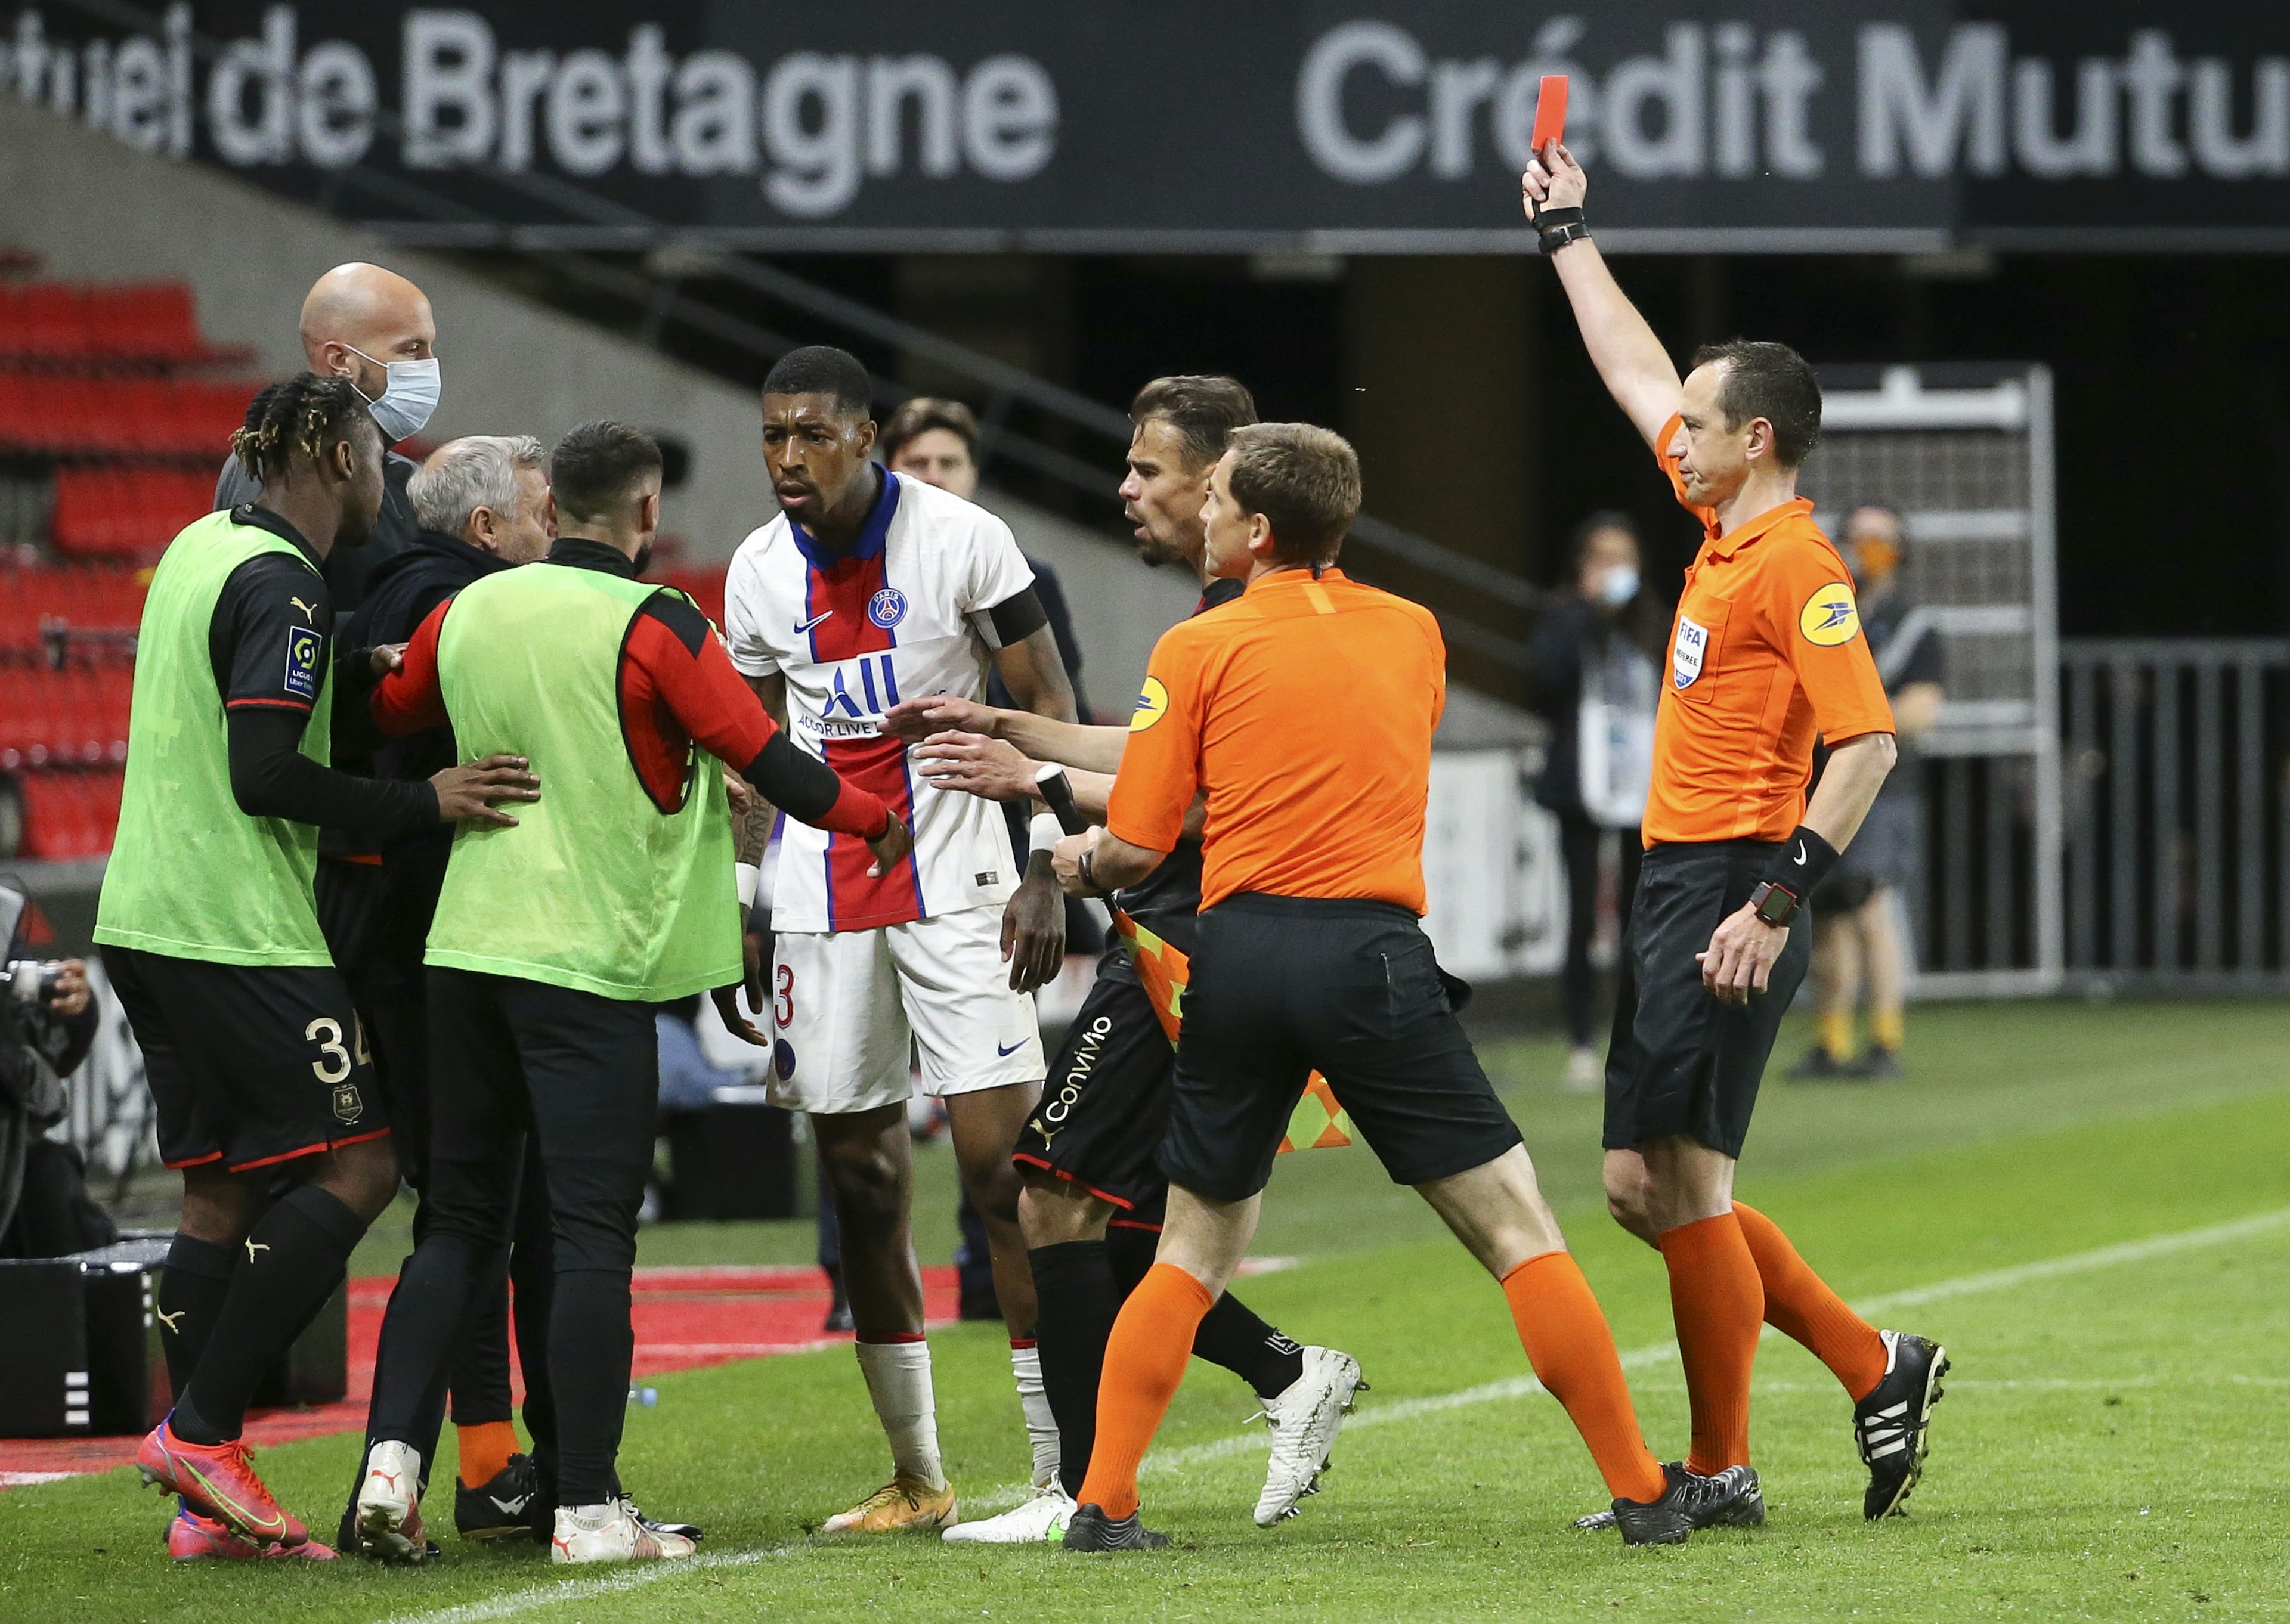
766, 905, 1047, 1115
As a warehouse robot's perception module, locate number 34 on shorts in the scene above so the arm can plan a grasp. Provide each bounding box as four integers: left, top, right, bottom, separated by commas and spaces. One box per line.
305, 1012, 372, 1126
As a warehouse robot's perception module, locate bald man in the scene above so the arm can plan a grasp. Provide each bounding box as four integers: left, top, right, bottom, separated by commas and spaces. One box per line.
216, 262, 442, 614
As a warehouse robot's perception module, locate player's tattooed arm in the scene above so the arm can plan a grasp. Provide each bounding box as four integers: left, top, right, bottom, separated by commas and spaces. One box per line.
732, 789, 773, 864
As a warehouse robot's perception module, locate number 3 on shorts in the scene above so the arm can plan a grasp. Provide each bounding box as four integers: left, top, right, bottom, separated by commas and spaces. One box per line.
305, 1014, 369, 1083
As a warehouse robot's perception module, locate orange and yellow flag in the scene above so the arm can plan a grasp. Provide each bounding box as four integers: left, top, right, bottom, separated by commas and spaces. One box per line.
1111, 910, 1353, 1155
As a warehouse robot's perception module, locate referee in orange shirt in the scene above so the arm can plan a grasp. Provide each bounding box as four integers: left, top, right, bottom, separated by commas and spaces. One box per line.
1525, 141, 1948, 1530
1047, 424, 1755, 1551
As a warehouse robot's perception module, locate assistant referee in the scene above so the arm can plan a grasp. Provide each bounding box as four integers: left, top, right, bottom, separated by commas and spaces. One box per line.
1050, 424, 1747, 1551
1526, 140, 1948, 1529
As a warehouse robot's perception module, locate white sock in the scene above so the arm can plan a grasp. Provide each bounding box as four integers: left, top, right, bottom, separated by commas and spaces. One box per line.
1011, 1340, 1060, 1489
855, 1338, 945, 1490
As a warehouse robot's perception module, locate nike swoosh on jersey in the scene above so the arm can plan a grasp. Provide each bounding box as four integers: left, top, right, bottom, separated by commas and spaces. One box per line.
997, 1040, 1025, 1057
794, 610, 834, 633
1794, 840, 1806, 864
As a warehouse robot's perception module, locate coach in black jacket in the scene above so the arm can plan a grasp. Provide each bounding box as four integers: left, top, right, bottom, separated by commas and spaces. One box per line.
334, 433, 556, 1544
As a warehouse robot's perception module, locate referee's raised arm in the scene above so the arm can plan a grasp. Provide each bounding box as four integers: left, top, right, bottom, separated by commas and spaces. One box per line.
1523, 142, 1683, 452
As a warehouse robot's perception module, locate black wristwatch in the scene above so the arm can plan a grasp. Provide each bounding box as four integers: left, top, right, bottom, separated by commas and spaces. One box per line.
1076, 846, 1112, 899
1747, 879, 1802, 928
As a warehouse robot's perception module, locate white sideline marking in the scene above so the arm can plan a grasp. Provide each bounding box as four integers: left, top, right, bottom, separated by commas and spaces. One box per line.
1849, 1205, 2290, 1316
383, 1204, 2290, 1622
380, 1549, 772, 1624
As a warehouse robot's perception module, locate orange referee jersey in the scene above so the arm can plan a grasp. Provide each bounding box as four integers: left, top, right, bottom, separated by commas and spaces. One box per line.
1646, 414, 1895, 847
1106, 568, 1443, 913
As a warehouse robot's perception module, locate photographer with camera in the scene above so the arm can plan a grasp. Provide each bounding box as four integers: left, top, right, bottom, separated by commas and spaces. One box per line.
0, 882, 109, 1257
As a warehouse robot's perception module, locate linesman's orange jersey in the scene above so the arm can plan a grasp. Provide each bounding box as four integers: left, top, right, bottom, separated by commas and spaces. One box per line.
1106, 568, 1443, 913
1645, 413, 1895, 847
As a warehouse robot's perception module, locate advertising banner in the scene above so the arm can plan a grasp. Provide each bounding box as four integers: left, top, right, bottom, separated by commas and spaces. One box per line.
8, 1, 2288, 251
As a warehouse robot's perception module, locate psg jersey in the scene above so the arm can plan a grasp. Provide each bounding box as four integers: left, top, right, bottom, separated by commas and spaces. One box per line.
724, 470, 1036, 933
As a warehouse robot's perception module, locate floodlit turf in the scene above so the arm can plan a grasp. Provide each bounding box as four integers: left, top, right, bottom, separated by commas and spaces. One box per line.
4, 1000, 2288, 1623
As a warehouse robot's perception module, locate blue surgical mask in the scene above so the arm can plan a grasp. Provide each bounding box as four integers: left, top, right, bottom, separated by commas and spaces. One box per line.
1598, 563, 1639, 608
345, 345, 441, 444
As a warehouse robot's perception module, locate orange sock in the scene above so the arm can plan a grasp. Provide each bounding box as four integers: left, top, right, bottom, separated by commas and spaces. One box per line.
1076, 1264, 1212, 1519
455, 1419, 518, 1488
1501, 1251, 1667, 1504
1733, 1202, 1887, 1402
1657, 1211, 1763, 1476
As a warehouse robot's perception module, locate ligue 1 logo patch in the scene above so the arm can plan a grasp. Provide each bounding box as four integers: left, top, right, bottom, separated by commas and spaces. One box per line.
1672, 616, 1709, 689
868, 587, 907, 630
1799, 581, 1861, 647
283, 624, 323, 701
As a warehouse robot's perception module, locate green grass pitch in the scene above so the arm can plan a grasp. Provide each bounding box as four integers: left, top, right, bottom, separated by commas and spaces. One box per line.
2, 999, 2286, 1623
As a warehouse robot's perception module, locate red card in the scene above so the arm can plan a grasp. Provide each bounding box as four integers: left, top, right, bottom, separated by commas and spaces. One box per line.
1531, 75, 1569, 154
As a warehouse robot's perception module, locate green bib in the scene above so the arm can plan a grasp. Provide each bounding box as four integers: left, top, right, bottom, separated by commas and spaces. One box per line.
95, 511, 333, 966
424, 563, 738, 1002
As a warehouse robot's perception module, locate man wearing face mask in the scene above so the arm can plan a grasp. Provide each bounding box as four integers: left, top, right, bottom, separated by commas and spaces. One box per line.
215, 263, 441, 615
1528, 513, 1665, 1092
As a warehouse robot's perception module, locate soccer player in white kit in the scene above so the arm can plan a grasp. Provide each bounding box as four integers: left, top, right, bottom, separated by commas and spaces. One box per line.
724, 347, 1077, 1533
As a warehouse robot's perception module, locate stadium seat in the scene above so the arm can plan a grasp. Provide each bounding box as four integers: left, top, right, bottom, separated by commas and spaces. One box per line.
0, 279, 247, 368
0, 562, 147, 650
14, 765, 123, 858
83, 284, 202, 364
16, 284, 88, 361
51, 467, 212, 561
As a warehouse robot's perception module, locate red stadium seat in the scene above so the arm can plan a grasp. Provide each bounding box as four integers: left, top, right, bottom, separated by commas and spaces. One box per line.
17, 284, 87, 361
17, 765, 123, 858
84, 283, 202, 363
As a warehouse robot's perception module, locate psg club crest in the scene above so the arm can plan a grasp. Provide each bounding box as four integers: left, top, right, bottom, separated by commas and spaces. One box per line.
867, 587, 907, 630
1672, 616, 1709, 689
330, 1083, 364, 1125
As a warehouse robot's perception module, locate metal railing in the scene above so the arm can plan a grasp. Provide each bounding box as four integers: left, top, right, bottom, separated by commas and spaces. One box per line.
2059, 639, 2290, 992
33, 0, 1540, 677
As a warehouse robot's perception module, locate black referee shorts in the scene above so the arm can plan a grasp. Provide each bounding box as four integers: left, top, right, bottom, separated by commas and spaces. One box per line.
104, 943, 387, 1174
1013, 947, 1176, 1227
1603, 839, 1814, 1160
1159, 894, 1521, 1202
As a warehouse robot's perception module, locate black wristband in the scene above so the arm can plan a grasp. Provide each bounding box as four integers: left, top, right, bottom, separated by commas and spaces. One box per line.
1761, 826, 1842, 910
1534, 206, 1590, 255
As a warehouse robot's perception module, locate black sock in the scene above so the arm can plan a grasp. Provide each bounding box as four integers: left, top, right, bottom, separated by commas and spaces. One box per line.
156, 1235, 236, 1404
1104, 1225, 1158, 1297
175, 1186, 367, 1444
1193, 1296, 1308, 1399
1027, 1241, 1120, 1499
1104, 1223, 1305, 1399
